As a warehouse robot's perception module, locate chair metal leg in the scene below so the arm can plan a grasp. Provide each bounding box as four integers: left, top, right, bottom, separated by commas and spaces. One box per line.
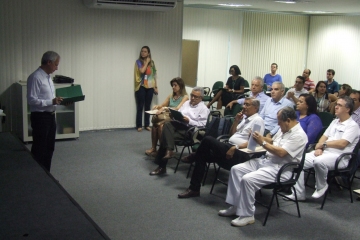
202, 162, 211, 186
275, 191, 279, 208
174, 146, 190, 173
320, 188, 329, 210
263, 192, 276, 226
292, 187, 301, 218
210, 165, 221, 194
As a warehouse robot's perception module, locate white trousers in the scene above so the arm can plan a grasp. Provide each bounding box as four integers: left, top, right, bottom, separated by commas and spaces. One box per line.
225, 159, 292, 218
293, 151, 348, 198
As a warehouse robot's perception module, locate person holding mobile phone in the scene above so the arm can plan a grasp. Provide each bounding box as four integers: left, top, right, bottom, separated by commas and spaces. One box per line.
134, 46, 158, 132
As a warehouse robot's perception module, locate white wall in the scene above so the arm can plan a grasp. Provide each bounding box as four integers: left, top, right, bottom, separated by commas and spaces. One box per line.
240, 12, 309, 87
183, 8, 309, 88
0, 0, 183, 131
307, 16, 360, 90
183, 8, 243, 88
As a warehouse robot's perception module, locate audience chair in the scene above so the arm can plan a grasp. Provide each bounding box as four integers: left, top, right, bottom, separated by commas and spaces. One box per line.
256, 148, 307, 226
202, 81, 224, 103
305, 141, 360, 209
173, 126, 197, 173
243, 80, 250, 93
318, 112, 334, 127
224, 104, 242, 117
263, 83, 267, 93
209, 132, 256, 194
186, 113, 232, 185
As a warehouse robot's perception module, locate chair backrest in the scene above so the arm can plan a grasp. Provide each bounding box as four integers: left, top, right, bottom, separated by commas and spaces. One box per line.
224, 104, 242, 117
315, 126, 327, 143
204, 115, 233, 139
263, 83, 267, 92
339, 139, 360, 174
243, 80, 249, 87
276, 147, 307, 185
212, 81, 224, 91
318, 112, 334, 127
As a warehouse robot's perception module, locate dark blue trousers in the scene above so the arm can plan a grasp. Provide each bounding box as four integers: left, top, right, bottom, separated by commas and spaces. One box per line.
135, 86, 154, 128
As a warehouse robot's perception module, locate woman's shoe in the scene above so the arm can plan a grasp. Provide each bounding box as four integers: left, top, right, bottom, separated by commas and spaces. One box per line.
145, 126, 151, 131
145, 148, 156, 156
137, 128, 142, 132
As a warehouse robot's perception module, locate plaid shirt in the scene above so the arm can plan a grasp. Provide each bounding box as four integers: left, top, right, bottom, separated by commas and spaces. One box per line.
351, 106, 360, 128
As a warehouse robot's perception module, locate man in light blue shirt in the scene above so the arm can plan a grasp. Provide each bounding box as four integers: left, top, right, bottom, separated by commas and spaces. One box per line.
263, 63, 282, 90
260, 81, 293, 137
226, 76, 269, 113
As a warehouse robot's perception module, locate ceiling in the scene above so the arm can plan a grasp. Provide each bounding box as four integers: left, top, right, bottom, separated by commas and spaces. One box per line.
183, 0, 360, 15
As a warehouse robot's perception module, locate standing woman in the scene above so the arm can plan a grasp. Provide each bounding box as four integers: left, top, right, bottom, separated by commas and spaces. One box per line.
134, 46, 158, 132
207, 65, 245, 109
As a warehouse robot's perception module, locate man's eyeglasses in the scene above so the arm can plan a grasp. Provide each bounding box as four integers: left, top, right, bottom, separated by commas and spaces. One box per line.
190, 94, 201, 99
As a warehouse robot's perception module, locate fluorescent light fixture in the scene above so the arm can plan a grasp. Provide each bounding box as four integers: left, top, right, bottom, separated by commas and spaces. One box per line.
218, 3, 252, 7
275, 1, 296, 3
303, 11, 335, 14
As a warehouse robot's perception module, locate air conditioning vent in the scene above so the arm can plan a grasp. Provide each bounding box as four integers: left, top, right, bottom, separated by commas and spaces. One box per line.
83, 0, 177, 12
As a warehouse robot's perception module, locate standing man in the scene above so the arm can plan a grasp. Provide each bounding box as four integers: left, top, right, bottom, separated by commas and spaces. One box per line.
226, 76, 270, 113
325, 69, 339, 96
302, 69, 315, 93
27, 51, 63, 171
263, 63, 282, 90
149, 87, 210, 176
260, 82, 293, 138
218, 107, 307, 227
286, 96, 359, 200
285, 76, 308, 105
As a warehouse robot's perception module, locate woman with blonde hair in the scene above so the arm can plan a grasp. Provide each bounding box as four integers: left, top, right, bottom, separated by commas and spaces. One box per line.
145, 77, 188, 156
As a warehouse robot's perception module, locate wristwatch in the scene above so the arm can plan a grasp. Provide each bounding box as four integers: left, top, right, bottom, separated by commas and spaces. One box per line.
261, 141, 267, 147
322, 142, 327, 149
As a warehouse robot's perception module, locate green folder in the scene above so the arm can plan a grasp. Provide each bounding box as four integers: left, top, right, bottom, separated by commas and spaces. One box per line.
56, 85, 85, 105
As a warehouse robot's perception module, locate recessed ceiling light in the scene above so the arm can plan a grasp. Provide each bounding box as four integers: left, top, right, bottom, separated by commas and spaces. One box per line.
303, 11, 335, 14
275, 0, 297, 3
218, 3, 252, 7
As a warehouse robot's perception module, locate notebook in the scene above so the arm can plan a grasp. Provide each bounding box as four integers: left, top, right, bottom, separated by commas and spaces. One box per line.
169, 108, 185, 122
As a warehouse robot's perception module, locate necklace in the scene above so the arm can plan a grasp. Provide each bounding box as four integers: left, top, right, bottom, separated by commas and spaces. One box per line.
173, 94, 181, 101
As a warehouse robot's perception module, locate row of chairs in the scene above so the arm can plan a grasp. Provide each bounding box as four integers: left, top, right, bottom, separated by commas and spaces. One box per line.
203, 80, 250, 104
171, 106, 359, 226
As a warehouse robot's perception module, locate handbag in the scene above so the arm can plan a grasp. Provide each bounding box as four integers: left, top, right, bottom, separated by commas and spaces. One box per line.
151, 109, 171, 127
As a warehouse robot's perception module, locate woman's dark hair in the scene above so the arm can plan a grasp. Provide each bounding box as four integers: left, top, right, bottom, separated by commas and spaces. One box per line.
170, 77, 187, 96
340, 84, 352, 96
229, 65, 241, 75
315, 81, 329, 100
299, 93, 318, 115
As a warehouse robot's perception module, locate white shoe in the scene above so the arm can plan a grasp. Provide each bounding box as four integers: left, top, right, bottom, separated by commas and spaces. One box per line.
218, 206, 237, 217
283, 193, 306, 201
231, 216, 255, 227
312, 184, 328, 199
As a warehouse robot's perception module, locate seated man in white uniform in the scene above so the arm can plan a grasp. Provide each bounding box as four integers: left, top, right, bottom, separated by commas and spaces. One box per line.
286, 95, 360, 200
218, 107, 307, 227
